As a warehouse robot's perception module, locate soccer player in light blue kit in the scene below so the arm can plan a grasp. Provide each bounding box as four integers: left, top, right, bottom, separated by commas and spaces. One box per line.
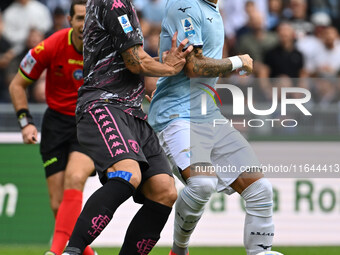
148, 1, 275, 255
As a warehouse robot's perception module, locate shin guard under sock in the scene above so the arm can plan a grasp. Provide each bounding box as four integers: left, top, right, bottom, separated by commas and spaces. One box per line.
65, 178, 135, 254
172, 177, 216, 254
242, 179, 274, 255
119, 199, 172, 255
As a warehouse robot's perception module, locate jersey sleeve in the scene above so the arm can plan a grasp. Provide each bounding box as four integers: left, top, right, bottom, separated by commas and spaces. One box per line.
19, 39, 51, 82
102, 0, 143, 53
165, 0, 204, 48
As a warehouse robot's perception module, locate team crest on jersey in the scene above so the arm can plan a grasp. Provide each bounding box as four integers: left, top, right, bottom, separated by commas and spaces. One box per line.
118, 14, 133, 34
128, 139, 139, 153
20, 51, 37, 74
181, 18, 195, 37
73, 69, 83, 80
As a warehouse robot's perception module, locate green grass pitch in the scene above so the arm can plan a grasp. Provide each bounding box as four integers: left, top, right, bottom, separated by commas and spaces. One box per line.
0, 246, 339, 255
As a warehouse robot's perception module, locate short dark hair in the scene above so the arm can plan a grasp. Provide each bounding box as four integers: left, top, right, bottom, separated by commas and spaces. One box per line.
70, 0, 87, 18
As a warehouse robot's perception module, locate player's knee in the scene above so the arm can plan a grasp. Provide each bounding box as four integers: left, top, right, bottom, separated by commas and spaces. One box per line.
241, 178, 273, 217
186, 177, 217, 202
147, 180, 177, 207
129, 173, 142, 188
167, 187, 178, 206
64, 171, 87, 190
142, 174, 177, 206
155, 184, 178, 206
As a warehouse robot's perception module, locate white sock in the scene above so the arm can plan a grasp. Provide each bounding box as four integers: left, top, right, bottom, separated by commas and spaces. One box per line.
242, 178, 275, 255
173, 177, 217, 253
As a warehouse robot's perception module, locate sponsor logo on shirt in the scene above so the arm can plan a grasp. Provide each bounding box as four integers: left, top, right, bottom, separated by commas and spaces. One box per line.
73, 69, 83, 80
118, 14, 133, 34
20, 51, 37, 74
178, 7, 191, 13
181, 18, 195, 37
111, 0, 125, 10
34, 42, 44, 54
68, 59, 84, 66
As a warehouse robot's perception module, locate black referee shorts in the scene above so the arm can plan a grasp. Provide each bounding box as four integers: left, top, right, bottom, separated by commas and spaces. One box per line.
77, 105, 173, 203
40, 108, 89, 178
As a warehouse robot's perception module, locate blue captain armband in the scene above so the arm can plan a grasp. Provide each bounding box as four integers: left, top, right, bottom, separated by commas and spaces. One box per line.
107, 171, 132, 182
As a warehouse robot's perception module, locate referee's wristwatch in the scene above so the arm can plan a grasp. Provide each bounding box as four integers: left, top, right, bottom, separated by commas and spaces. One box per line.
16, 109, 34, 129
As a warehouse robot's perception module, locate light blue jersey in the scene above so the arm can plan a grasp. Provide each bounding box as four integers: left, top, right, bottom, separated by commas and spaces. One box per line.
148, 0, 225, 132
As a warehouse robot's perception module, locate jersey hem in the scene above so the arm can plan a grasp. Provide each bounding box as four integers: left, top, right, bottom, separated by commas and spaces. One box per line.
118, 40, 143, 54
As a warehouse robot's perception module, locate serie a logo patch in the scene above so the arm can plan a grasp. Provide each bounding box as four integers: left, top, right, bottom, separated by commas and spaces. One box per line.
181, 17, 195, 37
118, 14, 133, 34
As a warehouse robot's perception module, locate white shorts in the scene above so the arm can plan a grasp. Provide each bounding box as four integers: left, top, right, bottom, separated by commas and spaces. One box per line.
157, 119, 260, 194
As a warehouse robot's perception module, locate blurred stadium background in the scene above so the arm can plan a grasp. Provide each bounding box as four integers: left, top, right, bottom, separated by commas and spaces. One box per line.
0, 0, 340, 254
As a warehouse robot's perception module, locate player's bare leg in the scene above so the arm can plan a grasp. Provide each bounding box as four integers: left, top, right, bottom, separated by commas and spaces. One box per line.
170, 165, 217, 255
50, 152, 95, 255
63, 152, 94, 190
47, 171, 65, 217
230, 172, 274, 255
141, 173, 177, 207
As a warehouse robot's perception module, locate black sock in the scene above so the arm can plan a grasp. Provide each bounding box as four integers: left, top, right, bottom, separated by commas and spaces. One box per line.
65, 178, 135, 254
119, 199, 172, 255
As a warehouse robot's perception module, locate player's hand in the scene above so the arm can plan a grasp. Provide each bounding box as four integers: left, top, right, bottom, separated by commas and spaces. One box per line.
238, 54, 253, 76
21, 124, 38, 144
161, 50, 169, 63
145, 89, 156, 103
163, 32, 193, 75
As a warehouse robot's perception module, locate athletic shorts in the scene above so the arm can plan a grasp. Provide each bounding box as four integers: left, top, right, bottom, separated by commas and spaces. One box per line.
77, 105, 173, 203
40, 108, 89, 178
157, 119, 260, 194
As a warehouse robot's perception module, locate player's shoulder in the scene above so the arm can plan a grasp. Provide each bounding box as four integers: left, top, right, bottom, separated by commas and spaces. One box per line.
45, 28, 71, 44
165, 0, 204, 23
167, 0, 201, 13
32, 28, 71, 56
97, 0, 130, 10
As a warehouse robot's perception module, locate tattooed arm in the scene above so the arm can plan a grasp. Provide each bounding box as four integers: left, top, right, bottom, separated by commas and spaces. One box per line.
184, 47, 253, 78
122, 33, 193, 77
